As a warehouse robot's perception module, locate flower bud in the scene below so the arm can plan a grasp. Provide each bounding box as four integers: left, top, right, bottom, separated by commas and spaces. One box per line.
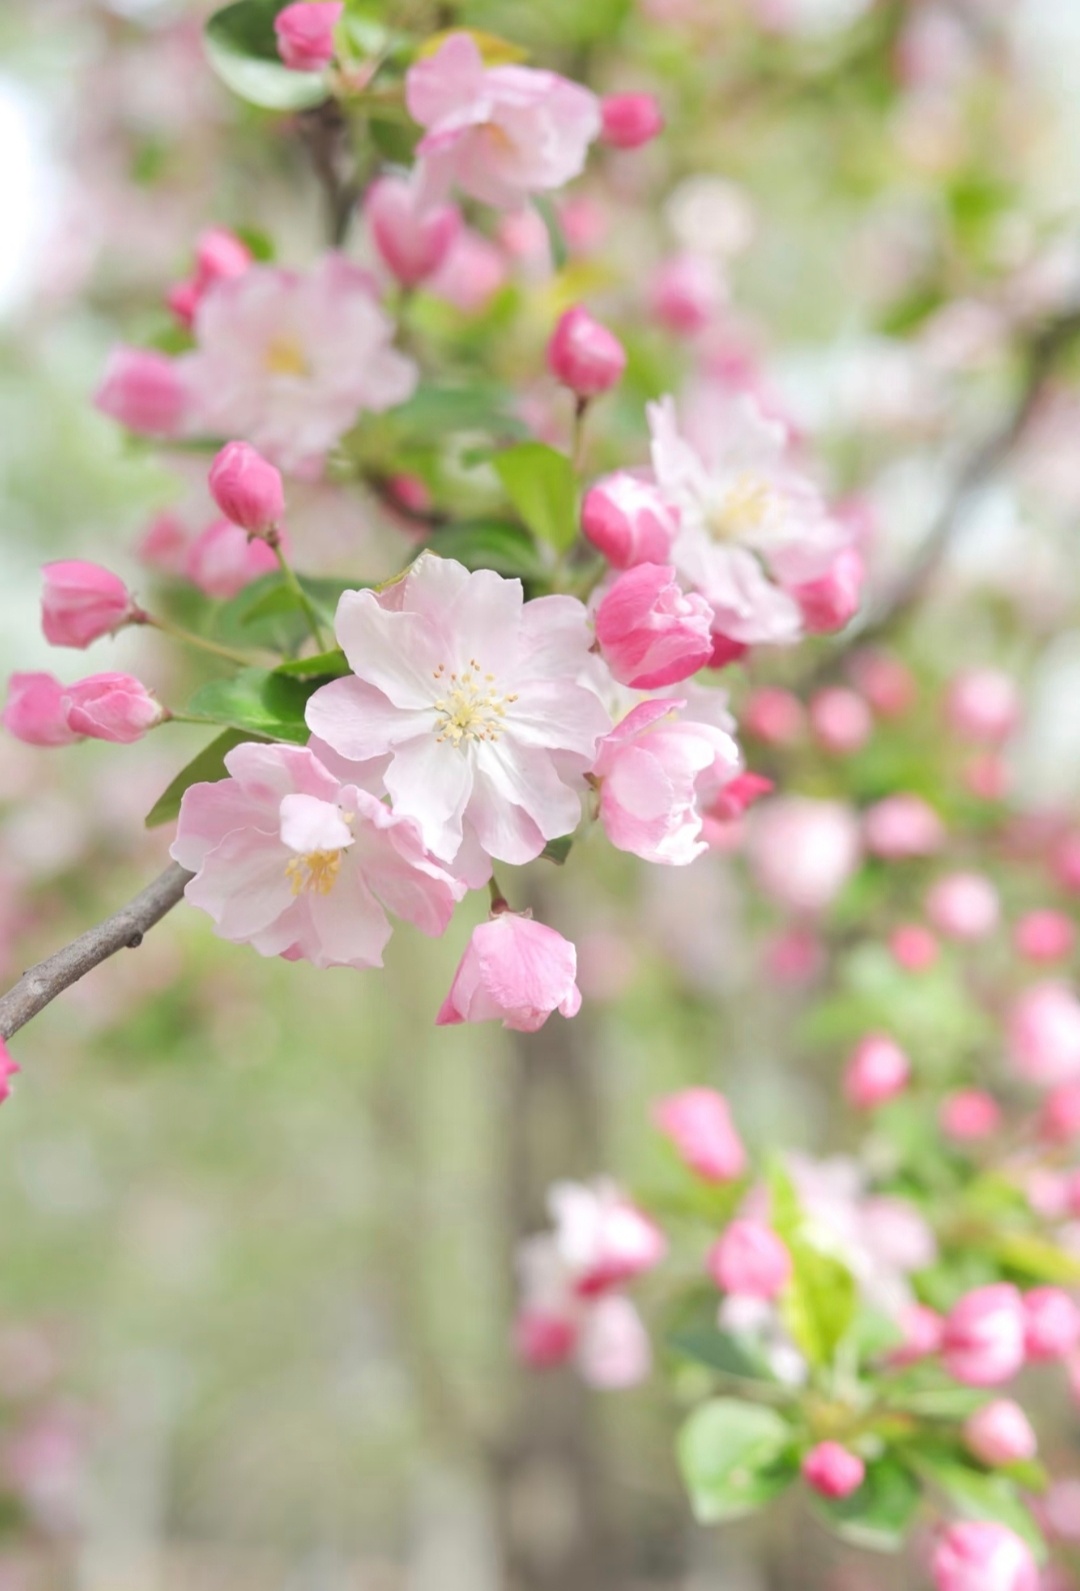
793, 546, 864, 634
947, 668, 1020, 744
1008, 983, 1080, 1087
0, 1039, 18, 1105
41, 561, 137, 649
600, 92, 664, 149
194, 226, 252, 292
707, 770, 773, 824
3, 673, 80, 747
942, 1284, 1026, 1387
932, 1521, 1038, 1591
1014, 909, 1075, 965
926, 871, 1000, 941
963, 1400, 1037, 1467
939, 1090, 1002, 1143
1039, 1082, 1080, 1144
1023, 1286, 1080, 1362
581, 472, 678, 568
889, 1302, 943, 1366
273, 1, 343, 71
844, 1033, 910, 1109
185, 520, 281, 601
547, 306, 626, 399
94, 347, 187, 437
63, 673, 164, 744
889, 923, 939, 972
595, 564, 712, 689
365, 176, 462, 288
437, 914, 582, 1033
653, 1088, 746, 1183
208, 442, 285, 535
809, 686, 872, 754
801, 1442, 864, 1500
863, 793, 944, 859
514, 1311, 576, 1369
848, 648, 916, 717
743, 686, 804, 745
707, 1220, 791, 1300
747, 797, 861, 915
648, 254, 722, 335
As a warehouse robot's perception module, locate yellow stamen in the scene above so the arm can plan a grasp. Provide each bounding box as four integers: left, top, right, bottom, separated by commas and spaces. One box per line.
265, 334, 311, 379
284, 849, 343, 896
709, 473, 772, 540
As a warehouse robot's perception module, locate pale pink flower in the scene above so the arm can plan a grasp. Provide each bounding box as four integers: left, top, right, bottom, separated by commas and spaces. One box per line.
547, 307, 626, 398
939, 1091, 1002, 1142
844, 1033, 910, 1109
863, 793, 945, 859
426, 227, 507, 313
547, 1179, 666, 1295
653, 1088, 746, 1182
575, 1294, 652, 1388
926, 871, 1000, 941
40, 561, 137, 649
594, 564, 713, 689
307, 555, 610, 867
274, 1, 342, 71
809, 687, 872, 754
793, 546, 863, 633
964, 1400, 1037, 1467
514, 1235, 652, 1388
890, 923, 938, 972
171, 742, 462, 970
1039, 1082, 1080, 1143
180, 254, 417, 472
64, 674, 164, 744
600, 93, 664, 149
405, 33, 600, 209
1008, 983, 1080, 1086
1023, 1287, 1080, 1361
648, 254, 724, 335
208, 442, 285, 534
3, 673, 80, 747
932, 1522, 1038, 1591
942, 1284, 1026, 1386
744, 687, 805, 744
889, 1302, 943, 1365
581, 472, 679, 569
94, 346, 189, 437
437, 911, 582, 1032
184, 519, 280, 601
849, 648, 916, 717
801, 1442, 864, 1499
1014, 910, 1075, 965
947, 668, 1020, 744
364, 174, 462, 288
747, 796, 862, 914
708, 1220, 791, 1300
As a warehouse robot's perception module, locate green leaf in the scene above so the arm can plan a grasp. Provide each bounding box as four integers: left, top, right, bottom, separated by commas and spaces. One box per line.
812, 1456, 920, 1552
422, 521, 547, 580
913, 1449, 1046, 1559
540, 835, 574, 866
389, 382, 528, 441
145, 728, 264, 829
237, 573, 357, 628
769, 1164, 857, 1368
184, 667, 326, 744
880, 1375, 987, 1421
493, 442, 578, 553
274, 649, 350, 678
668, 1324, 774, 1382
990, 1232, 1080, 1287
204, 0, 329, 111
677, 1398, 797, 1523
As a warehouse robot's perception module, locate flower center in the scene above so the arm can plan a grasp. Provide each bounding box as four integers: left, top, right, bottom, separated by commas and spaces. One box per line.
284, 849, 343, 895
264, 333, 311, 379
432, 660, 517, 748
708, 472, 772, 540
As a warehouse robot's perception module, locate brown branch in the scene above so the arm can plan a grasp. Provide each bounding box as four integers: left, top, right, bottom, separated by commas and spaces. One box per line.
297, 100, 359, 248
0, 862, 193, 1041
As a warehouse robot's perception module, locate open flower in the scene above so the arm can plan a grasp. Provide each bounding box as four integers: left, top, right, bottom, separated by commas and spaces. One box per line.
437, 912, 582, 1032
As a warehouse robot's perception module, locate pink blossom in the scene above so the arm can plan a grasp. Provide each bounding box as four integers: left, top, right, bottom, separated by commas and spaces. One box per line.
3, 673, 81, 747
747, 797, 862, 914
600, 92, 664, 149
547, 1179, 666, 1295
426, 227, 507, 312
137, 511, 192, 579
890, 923, 939, 971
184, 519, 280, 601
964, 1400, 1037, 1467
575, 1294, 652, 1388
406, 34, 600, 209
274, 1, 343, 71
863, 793, 945, 859
844, 1033, 910, 1109
515, 1309, 576, 1369
801, 1442, 864, 1500
0, 1040, 19, 1106
653, 1088, 747, 1182
40, 561, 137, 649
595, 564, 713, 688
180, 254, 417, 472
706, 770, 774, 825
364, 174, 462, 288
848, 648, 916, 717
514, 1226, 653, 1390
649, 394, 851, 646
708, 1220, 791, 1300
64, 674, 164, 743
947, 668, 1020, 744
307, 555, 610, 867
547, 306, 626, 398
168, 227, 252, 327
1007, 983, 1080, 1086
931, 1522, 1038, 1591
744, 687, 805, 744
171, 742, 462, 970
593, 698, 741, 866
208, 442, 285, 534
1023, 1286, 1080, 1361
437, 912, 582, 1032
648, 254, 724, 335
939, 1091, 1002, 1142
926, 872, 1000, 941
1015, 910, 1075, 965
94, 346, 189, 437
793, 546, 863, 633
942, 1284, 1026, 1387
581, 472, 679, 568
1039, 1082, 1080, 1143
889, 1302, 944, 1365
1053, 831, 1080, 895
809, 686, 872, 754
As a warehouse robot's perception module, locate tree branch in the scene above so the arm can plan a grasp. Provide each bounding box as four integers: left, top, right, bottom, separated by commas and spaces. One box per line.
0, 862, 193, 1041
298, 100, 359, 247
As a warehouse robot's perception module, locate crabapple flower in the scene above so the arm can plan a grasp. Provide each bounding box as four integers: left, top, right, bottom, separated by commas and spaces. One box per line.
600, 92, 664, 149
792, 546, 863, 634
581, 473, 679, 569
94, 347, 188, 437
274, 1, 343, 71
180, 254, 417, 472
926, 872, 1000, 941
648, 392, 850, 645
547, 307, 626, 399
437, 912, 582, 1033
3, 673, 81, 747
1014, 909, 1075, 964
168, 227, 252, 327
575, 1294, 652, 1389
708, 1220, 791, 1300
1039, 1082, 1080, 1143
40, 562, 137, 649
426, 227, 507, 312
849, 648, 916, 717
547, 1179, 666, 1294
514, 1235, 652, 1389
306, 555, 611, 867
809, 687, 871, 754
1007, 983, 1080, 1086
184, 519, 280, 601
940, 1091, 1002, 1142
594, 565, 713, 689
1022, 1287, 1080, 1361
747, 797, 862, 914
964, 1400, 1037, 1467
0, 1040, 19, 1105
744, 687, 804, 744
801, 1443, 864, 1499
653, 1088, 747, 1182
931, 1522, 1038, 1591
405, 33, 601, 209
648, 254, 723, 335
889, 1302, 944, 1365
171, 743, 462, 970
593, 698, 741, 866
208, 442, 284, 535
890, 923, 939, 971
942, 1285, 1026, 1387
706, 770, 773, 825
947, 668, 1020, 744
65, 674, 164, 743
844, 1033, 910, 1109
863, 793, 944, 859
364, 175, 462, 288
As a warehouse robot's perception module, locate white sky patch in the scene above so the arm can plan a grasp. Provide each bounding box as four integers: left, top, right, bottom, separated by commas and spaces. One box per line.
0, 76, 57, 322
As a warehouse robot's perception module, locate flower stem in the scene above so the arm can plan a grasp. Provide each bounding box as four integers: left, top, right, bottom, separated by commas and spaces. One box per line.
571, 395, 590, 474
488, 875, 510, 914
269, 536, 329, 652
139, 613, 255, 667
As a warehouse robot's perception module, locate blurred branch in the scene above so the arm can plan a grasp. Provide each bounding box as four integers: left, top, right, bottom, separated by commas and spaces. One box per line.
298, 100, 359, 247
0, 862, 192, 1041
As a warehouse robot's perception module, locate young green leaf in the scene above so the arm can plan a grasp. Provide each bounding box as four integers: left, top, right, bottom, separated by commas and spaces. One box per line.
677, 1399, 797, 1523
204, 0, 329, 110
145, 728, 264, 829
422, 521, 548, 581
494, 442, 578, 553
184, 667, 325, 744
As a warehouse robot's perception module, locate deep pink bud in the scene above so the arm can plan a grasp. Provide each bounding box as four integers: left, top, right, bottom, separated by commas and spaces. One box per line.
932, 1521, 1038, 1591
743, 686, 804, 745
1014, 909, 1075, 965
0, 1039, 18, 1106
208, 442, 285, 535
600, 92, 664, 149
926, 872, 1000, 941
1023, 1286, 1080, 1362
707, 771, 773, 824
649, 254, 722, 335
863, 793, 944, 859
793, 547, 863, 634
844, 1033, 910, 1110
1039, 1082, 1080, 1144
889, 1302, 943, 1366
947, 668, 1020, 745
185, 519, 281, 601
707, 1220, 791, 1300
581, 472, 678, 568
963, 1400, 1037, 1467
166, 279, 200, 328
547, 307, 626, 398
707, 633, 749, 669
595, 564, 712, 689
653, 1088, 746, 1183
809, 687, 872, 754
515, 1310, 577, 1369
801, 1442, 864, 1500
942, 1284, 1026, 1386
274, 1, 343, 70
3, 673, 80, 747
94, 346, 187, 437
41, 561, 136, 649
193, 227, 252, 292
365, 175, 462, 287
437, 914, 582, 1033
63, 673, 164, 744
939, 1090, 1002, 1143
889, 923, 939, 972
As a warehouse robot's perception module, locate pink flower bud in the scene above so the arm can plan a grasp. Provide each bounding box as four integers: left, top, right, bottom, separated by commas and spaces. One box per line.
547, 306, 627, 398
427, 228, 507, 314
947, 668, 1021, 744
1053, 832, 1080, 895
707, 770, 773, 824
185, 519, 281, 601
889, 1302, 943, 1366
863, 793, 944, 859
648, 254, 723, 335
965, 753, 1008, 803
747, 797, 862, 915
581, 472, 678, 568
793, 547, 864, 634
365, 175, 462, 288
844, 1033, 910, 1109
942, 1284, 1026, 1386
926, 872, 1000, 941
63, 673, 164, 744
809, 687, 872, 754
1039, 1082, 1080, 1144
1023, 1286, 1080, 1362
136, 512, 191, 578
600, 92, 664, 149
3, 673, 80, 747
193, 226, 252, 292
932, 1521, 1038, 1591
166, 279, 200, 328
707, 633, 749, 669
208, 442, 285, 535
707, 1220, 791, 1300
963, 1400, 1037, 1467
595, 564, 712, 689
939, 1090, 1002, 1142
40, 561, 136, 649
743, 686, 804, 745
889, 923, 939, 972
801, 1442, 864, 1500
273, 0, 342, 71
1008, 983, 1080, 1086
514, 1310, 577, 1369
437, 914, 582, 1033
848, 648, 916, 718
1014, 909, 1075, 965
94, 346, 187, 437
653, 1088, 746, 1183
576, 1295, 652, 1389
0, 1039, 20, 1105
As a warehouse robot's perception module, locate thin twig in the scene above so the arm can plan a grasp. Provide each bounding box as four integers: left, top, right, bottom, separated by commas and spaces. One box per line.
297, 100, 359, 247
0, 862, 193, 1041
